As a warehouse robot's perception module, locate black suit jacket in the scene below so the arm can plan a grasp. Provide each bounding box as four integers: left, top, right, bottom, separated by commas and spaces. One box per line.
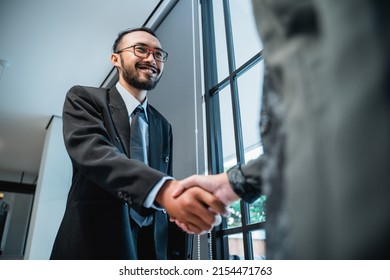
50, 85, 187, 260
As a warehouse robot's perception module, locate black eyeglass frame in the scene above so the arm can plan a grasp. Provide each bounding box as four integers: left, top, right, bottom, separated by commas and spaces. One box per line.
115, 44, 168, 62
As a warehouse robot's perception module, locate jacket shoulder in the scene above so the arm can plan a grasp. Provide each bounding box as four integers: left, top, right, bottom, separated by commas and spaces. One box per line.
66, 85, 108, 100
64, 86, 113, 113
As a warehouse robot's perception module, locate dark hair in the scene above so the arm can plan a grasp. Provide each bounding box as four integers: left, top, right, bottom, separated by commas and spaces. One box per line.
112, 27, 158, 53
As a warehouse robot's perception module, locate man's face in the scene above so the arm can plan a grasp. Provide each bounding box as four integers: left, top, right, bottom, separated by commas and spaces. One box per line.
116, 31, 165, 90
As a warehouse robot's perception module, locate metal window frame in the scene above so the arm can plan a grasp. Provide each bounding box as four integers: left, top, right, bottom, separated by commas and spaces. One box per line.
200, 0, 264, 260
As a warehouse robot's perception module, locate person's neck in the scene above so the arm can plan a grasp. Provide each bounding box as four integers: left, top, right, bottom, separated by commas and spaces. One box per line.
119, 79, 147, 104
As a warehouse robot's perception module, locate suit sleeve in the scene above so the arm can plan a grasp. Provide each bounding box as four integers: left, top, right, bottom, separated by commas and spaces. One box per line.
63, 86, 166, 212
227, 156, 263, 203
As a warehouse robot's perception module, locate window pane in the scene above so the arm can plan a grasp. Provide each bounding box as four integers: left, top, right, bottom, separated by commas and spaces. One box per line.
237, 60, 264, 163
230, 0, 263, 68
212, 0, 229, 82
251, 230, 266, 260
249, 195, 266, 224
228, 233, 244, 260
219, 86, 237, 171
226, 200, 242, 228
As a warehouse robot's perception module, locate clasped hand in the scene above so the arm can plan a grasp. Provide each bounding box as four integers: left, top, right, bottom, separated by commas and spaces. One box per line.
157, 173, 240, 235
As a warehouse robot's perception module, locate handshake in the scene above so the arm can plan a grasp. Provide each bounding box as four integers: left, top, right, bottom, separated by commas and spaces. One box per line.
156, 173, 240, 235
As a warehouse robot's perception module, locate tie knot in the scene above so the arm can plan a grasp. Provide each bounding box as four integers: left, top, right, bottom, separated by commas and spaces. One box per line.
133, 105, 144, 114
132, 105, 147, 123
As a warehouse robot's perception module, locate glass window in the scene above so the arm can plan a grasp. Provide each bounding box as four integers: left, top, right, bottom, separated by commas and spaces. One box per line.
228, 233, 244, 260
237, 60, 264, 162
229, 0, 263, 68
201, 0, 264, 260
251, 230, 266, 260
250, 195, 266, 224
212, 0, 229, 82
226, 200, 242, 228
219, 86, 237, 170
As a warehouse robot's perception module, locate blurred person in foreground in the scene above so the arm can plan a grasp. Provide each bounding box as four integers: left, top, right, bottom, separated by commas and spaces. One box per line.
174, 0, 390, 259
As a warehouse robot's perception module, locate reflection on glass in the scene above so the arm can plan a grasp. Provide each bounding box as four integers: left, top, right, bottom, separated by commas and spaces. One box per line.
251, 230, 266, 260
228, 233, 244, 260
212, 0, 229, 82
230, 0, 263, 68
250, 195, 266, 224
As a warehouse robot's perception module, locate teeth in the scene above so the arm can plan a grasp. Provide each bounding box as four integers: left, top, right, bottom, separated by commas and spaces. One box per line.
143, 69, 153, 74
139, 67, 156, 74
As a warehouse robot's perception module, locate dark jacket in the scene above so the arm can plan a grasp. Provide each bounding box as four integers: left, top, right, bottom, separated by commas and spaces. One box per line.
50, 85, 186, 259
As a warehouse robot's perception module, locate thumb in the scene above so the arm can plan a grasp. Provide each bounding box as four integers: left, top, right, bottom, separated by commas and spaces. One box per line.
171, 175, 199, 198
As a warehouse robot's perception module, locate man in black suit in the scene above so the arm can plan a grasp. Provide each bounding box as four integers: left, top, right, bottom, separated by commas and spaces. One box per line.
50, 27, 225, 260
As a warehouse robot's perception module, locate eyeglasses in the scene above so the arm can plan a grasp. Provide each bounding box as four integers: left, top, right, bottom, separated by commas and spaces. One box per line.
116, 45, 168, 62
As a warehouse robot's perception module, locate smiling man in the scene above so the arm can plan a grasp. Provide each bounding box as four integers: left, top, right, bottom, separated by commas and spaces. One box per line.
50, 27, 225, 260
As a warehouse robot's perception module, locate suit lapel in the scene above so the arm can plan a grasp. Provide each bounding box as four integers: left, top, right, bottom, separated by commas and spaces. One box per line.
107, 87, 163, 168
147, 106, 162, 170
108, 87, 131, 157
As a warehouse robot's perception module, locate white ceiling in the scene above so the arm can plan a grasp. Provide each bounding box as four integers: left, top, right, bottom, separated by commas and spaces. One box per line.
0, 0, 163, 184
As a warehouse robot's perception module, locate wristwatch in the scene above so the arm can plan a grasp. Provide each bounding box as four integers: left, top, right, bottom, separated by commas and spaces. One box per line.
227, 164, 260, 203
227, 164, 246, 199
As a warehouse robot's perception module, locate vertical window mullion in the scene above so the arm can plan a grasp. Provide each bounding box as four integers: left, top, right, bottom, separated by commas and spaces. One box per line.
200, 0, 227, 260
201, 0, 224, 175
202, 0, 264, 260
222, 0, 244, 165
223, 0, 252, 259
240, 200, 253, 259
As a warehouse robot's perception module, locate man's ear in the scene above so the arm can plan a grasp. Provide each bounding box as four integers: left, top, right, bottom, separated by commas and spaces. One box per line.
111, 53, 120, 67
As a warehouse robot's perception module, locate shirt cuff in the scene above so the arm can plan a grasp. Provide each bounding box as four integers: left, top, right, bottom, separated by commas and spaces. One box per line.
143, 176, 174, 210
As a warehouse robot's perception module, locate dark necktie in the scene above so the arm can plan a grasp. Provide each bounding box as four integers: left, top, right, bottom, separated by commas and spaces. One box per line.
129, 106, 153, 227
130, 105, 147, 163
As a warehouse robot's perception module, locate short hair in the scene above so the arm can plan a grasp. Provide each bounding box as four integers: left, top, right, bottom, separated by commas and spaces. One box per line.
112, 27, 158, 53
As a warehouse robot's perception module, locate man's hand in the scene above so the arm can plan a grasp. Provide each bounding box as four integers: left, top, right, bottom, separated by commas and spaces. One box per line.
171, 173, 240, 206
156, 180, 226, 235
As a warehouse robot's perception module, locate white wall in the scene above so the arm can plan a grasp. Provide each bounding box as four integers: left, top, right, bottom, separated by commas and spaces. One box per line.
24, 116, 71, 260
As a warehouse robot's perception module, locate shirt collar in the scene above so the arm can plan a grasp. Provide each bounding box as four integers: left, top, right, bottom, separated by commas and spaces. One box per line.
116, 82, 148, 120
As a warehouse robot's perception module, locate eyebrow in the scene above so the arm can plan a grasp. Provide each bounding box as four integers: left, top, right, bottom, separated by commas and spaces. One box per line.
135, 42, 164, 51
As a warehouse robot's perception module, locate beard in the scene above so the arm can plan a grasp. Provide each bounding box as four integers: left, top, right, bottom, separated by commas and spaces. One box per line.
120, 60, 161, 91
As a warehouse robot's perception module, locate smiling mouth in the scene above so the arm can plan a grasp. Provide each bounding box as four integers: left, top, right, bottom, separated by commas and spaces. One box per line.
137, 64, 158, 76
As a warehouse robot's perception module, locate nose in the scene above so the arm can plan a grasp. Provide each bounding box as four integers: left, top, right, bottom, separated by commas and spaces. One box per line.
143, 51, 156, 63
